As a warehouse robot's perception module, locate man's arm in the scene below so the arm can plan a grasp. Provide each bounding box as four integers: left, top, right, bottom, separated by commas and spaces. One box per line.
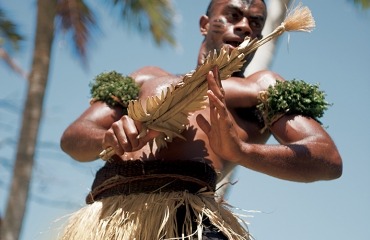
61, 101, 159, 162
221, 70, 284, 108
241, 115, 342, 182
197, 68, 342, 182
61, 67, 169, 162
60, 101, 124, 162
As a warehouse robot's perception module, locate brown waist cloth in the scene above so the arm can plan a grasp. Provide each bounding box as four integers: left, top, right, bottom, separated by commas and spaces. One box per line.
86, 157, 217, 204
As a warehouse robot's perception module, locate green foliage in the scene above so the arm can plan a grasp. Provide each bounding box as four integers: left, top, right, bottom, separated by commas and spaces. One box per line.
90, 71, 140, 109
0, 8, 24, 50
257, 80, 330, 125
54, 0, 176, 66
56, 0, 97, 63
352, 0, 370, 9
110, 0, 175, 46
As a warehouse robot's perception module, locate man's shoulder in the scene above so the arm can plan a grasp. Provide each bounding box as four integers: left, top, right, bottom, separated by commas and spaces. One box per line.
245, 70, 284, 89
227, 70, 282, 89
130, 66, 174, 85
245, 69, 282, 80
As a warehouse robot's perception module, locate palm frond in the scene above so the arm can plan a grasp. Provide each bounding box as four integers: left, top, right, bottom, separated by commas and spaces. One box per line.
352, 0, 370, 9
0, 47, 28, 79
0, 7, 24, 51
56, 0, 97, 63
110, 0, 175, 46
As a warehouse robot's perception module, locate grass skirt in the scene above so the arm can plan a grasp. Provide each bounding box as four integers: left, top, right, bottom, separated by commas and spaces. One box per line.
59, 190, 250, 240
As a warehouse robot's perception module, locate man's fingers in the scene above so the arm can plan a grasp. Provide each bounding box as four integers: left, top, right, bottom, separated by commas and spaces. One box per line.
208, 89, 228, 118
207, 66, 225, 100
103, 126, 124, 156
212, 65, 222, 89
116, 116, 139, 152
196, 114, 211, 135
138, 129, 160, 144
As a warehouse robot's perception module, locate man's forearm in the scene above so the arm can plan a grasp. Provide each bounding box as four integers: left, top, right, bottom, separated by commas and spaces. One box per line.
236, 141, 342, 182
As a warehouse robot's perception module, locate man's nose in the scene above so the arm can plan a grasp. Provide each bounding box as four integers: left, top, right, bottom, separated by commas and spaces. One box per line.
234, 17, 251, 37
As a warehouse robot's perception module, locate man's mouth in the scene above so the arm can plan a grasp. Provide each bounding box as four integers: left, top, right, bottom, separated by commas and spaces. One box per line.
225, 41, 242, 48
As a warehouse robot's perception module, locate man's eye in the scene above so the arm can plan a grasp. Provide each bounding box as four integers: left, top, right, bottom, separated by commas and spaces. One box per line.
227, 12, 242, 21
250, 21, 262, 29
232, 13, 240, 19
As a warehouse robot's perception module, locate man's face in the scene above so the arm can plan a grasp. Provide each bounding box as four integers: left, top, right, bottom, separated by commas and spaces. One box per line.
201, 0, 266, 57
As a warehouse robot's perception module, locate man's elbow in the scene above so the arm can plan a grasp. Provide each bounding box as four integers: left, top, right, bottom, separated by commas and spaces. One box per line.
324, 152, 343, 181
60, 129, 74, 154
304, 153, 342, 183
330, 160, 343, 180
60, 130, 91, 162
60, 132, 78, 160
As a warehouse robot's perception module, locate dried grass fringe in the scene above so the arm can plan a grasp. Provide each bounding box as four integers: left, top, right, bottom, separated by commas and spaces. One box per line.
59, 191, 250, 240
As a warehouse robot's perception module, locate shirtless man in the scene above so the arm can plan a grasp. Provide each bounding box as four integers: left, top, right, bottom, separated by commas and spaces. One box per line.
60, 0, 342, 239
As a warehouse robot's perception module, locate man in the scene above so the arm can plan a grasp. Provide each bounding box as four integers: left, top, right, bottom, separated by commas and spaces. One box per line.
60, 0, 342, 239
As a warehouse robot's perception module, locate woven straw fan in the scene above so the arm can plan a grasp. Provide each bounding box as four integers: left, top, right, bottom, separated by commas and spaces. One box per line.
100, 3, 315, 160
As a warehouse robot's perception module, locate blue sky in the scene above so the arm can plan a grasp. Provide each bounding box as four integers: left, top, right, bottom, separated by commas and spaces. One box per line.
1, 0, 370, 239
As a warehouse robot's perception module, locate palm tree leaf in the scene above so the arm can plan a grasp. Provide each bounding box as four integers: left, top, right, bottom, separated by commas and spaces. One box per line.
56, 0, 97, 63
353, 0, 370, 9
0, 47, 28, 79
111, 0, 175, 46
0, 7, 27, 78
0, 7, 24, 51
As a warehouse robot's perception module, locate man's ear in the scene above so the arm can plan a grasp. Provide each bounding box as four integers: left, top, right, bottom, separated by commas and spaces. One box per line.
199, 15, 209, 36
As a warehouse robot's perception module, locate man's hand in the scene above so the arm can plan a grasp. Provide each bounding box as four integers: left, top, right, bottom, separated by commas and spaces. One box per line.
196, 66, 243, 161
102, 115, 160, 157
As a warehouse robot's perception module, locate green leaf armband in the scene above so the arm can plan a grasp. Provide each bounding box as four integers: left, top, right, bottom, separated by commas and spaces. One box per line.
89, 71, 140, 114
257, 79, 330, 132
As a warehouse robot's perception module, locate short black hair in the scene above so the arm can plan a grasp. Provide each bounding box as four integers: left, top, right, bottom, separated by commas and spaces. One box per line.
205, 0, 215, 16
206, 0, 265, 16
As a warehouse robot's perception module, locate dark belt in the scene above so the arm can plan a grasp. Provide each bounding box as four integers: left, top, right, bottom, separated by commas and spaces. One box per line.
86, 157, 217, 204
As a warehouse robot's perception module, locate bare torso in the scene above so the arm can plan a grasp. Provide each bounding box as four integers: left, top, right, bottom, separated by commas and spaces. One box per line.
121, 66, 272, 171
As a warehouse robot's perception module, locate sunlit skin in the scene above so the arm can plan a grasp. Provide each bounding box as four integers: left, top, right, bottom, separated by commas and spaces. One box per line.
61, 0, 342, 182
